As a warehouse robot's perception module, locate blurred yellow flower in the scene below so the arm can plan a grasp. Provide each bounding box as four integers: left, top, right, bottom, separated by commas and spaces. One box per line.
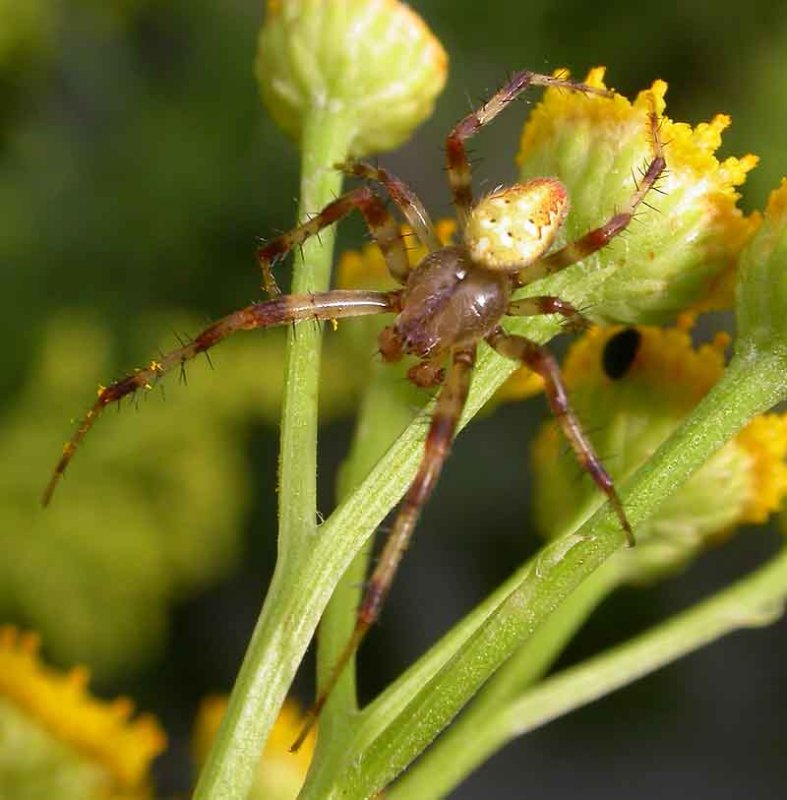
193, 695, 315, 800
0, 627, 166, 799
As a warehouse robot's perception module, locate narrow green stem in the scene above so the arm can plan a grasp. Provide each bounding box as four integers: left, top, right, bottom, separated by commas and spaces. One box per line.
314, 364, 419, 752
319, 351, 785, 798
278, 108, 357, 565
449, 543, 787, 776
192, 106, 355, 800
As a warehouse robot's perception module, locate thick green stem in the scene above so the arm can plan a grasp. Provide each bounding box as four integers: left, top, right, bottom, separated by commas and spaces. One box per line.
437, 543, 787, 782
192, 106, 355, 800
314, 363, 419, 750
390, 559, 622, 800
193, 316, 556, 800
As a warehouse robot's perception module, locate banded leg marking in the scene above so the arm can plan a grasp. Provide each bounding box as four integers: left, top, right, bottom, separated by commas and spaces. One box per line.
292, 344, 477, 752
336, 160, 440, 253
256, 186, 410, 296
507, 295, 590, 332
446, 71, 612, 228
43, 290, 402, 506
486, 326, 633, 546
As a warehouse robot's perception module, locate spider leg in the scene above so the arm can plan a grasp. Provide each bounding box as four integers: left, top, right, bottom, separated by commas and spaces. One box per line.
43, 289, 402, 506
336, 160, 440, 252
521, 109, 667, 285
292, 344, 477, 751
507, 296, 590, 333
446, 71, 613, 229
486, 326, 634, 546
257, 186, 410, 296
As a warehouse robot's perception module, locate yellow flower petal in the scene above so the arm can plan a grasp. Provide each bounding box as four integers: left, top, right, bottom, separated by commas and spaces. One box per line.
0, 627, 166, 793
559, 324, 728, 411
736, 414, 787, 523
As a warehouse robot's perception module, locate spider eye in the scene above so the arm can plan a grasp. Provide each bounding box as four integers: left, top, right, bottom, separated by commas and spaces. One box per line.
465, 178, 569, 271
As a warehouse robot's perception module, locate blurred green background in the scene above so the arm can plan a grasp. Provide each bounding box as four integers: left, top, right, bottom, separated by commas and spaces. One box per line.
2, 0, 786, 796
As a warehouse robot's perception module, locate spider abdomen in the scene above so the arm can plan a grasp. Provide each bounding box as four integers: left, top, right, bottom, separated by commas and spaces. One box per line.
394, 245, 510, 358
465, 178, 569, 271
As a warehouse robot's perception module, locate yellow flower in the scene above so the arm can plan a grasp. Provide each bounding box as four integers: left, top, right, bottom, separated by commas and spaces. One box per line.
193, 695, 315, 800
0, 627, 166, 799
737, 414, 787, 523
532, 322, 787, 579
518, 67, 760, 324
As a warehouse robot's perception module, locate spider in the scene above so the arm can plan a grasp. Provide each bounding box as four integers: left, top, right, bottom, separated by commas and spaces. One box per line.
44, 70, 665, 748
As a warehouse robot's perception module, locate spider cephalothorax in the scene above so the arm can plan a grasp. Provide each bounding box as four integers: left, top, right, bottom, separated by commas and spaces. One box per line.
380, 177, 570, 387
44, 70, 665, 747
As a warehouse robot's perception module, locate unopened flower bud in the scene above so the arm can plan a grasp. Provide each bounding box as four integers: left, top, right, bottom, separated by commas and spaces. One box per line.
256, 0, 448, 156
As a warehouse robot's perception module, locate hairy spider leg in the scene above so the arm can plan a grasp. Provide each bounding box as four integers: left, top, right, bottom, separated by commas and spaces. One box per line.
335, 160, 440, 252
486, 326, 634, 546
292, 344, 477, 752
522, 109, 667, 285
445, 71, 613, 229
256, 185, 410, 296
42, 290, 402, 506
507, 296, 590, 332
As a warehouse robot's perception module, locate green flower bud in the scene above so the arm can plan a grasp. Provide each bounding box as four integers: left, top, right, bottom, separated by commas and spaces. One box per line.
518, 68, 759, 325
256, 0, 448, 156
531, 324, 787, 581
735, 179, 787, 360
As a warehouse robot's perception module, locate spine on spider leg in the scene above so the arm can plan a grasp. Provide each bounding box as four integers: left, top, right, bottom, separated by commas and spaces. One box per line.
446, 71, 613, 227
40, 308, 259, 507
528, 111, 667, 282
42, 291, 401, 507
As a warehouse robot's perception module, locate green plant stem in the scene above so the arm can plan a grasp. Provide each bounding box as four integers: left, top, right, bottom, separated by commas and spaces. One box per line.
310, 350, 785, 798
314, 362, 419, 753
193, 106, 355, 800
196, 316, 554, 800
277, 108, 356, 565
415, 541, 787, 796
389, 559, 622, 800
